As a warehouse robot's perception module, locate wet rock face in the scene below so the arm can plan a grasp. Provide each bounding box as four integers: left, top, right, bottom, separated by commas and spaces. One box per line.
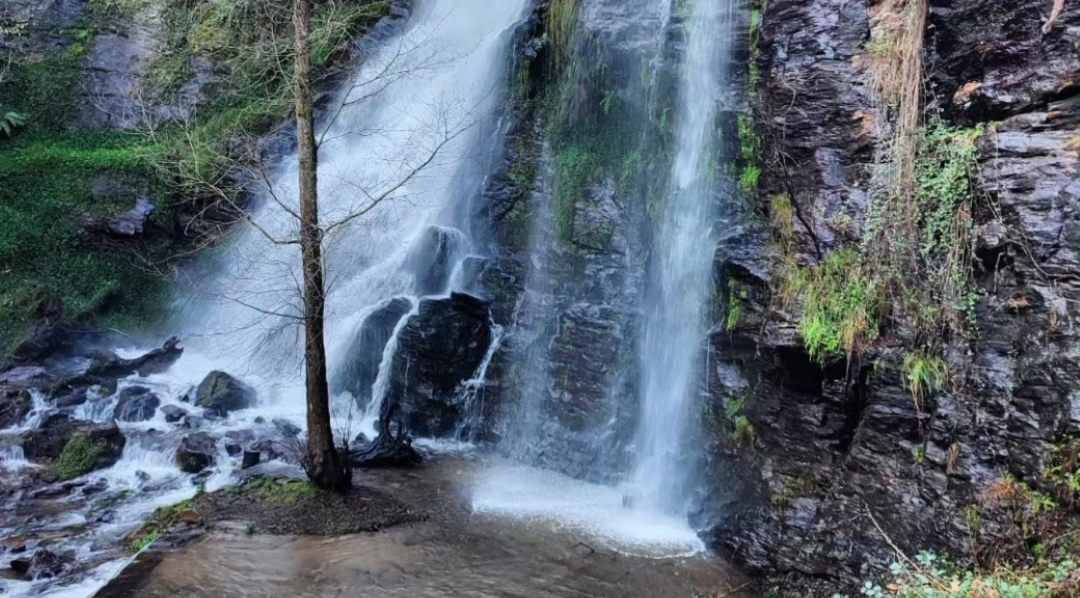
386, 293, 494, 437
708, 0, 1080, 592
10, 548, 69, 581
929, 0, 1080, 121
330, 297, 412, 404
0, 390, 33, 428
195, 371, 256, 416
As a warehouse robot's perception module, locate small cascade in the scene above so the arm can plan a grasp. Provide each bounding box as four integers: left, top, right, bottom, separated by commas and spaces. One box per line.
453, 322, 504, 441
361, 297, 419, 436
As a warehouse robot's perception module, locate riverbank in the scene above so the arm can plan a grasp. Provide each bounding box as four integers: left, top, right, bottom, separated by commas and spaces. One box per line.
96, 456, 750, 598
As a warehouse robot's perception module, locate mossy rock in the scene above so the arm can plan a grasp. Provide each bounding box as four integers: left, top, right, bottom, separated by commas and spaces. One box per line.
52, 423, 126, 480
195, 371, 255, 415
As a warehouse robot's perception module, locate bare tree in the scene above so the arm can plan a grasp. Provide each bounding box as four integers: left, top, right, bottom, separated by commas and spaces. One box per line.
131, 0, 481, 490
292, 0, 348, 490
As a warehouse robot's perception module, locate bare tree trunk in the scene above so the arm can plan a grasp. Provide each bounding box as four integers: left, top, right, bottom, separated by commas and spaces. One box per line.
295, 0, 348, 491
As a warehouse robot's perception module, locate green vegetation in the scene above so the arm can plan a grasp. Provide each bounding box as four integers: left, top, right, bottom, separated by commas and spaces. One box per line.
836, 551, 1079, 598
245, 522, 259, 535
725, 399, 756, 447
130, 527, 161, 552
1, 111, 25, 136
903, 351, 948, 409
770, 474, 817, 509
726, 282, 748, 331
128, 497, 197, 552
53, 436, 109, 480
737, 113, 761, 196
784, 249, 883, 364
0, 0, 392, 353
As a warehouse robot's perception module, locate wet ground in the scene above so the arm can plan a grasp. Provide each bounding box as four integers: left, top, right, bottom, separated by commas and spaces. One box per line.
97, 456, 749, 598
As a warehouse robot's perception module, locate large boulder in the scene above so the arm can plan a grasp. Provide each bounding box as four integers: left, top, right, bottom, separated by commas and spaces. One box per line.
329, 297, 412, 403
20, 421, 125, 475
195, 371, 255, 416
112, 386, 161, 422
176, 432, 217, 473
385, 293, 494, 437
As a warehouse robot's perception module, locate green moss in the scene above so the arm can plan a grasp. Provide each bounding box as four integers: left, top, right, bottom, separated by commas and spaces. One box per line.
726, 282, 748, 331
54, 436, 109, 480
130, 527, 161, 552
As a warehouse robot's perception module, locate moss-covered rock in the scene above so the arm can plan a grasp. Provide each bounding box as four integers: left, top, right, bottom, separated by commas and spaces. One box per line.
195, 370, 255, 415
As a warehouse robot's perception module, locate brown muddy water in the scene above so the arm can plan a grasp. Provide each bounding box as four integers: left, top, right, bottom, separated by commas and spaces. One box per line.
97, 456, 749, 598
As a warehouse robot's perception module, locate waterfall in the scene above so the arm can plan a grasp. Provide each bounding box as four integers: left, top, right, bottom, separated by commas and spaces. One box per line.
628, 0, 735, 515
166, 0, 529, 419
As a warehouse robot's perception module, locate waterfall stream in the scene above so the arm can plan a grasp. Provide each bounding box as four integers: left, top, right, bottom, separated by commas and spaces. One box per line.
166, 0, 528, 429
629, 0, 735, 516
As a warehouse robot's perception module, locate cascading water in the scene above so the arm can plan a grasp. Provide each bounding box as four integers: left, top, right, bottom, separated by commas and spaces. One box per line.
167, 0, 528, 427
475, 0, 738, 554
0, 3, 528, 596
628, 0, 735, 516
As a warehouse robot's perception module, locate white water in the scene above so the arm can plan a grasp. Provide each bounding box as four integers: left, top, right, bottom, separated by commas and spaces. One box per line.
1, 3, 528, 595
153, 0, 528, 429
473, 462, 704, 556
629, 0, 734, 515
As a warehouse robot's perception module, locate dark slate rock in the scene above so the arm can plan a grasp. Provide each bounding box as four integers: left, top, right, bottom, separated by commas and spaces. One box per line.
385, 293, 493, 437
112, 386, 161, 422
175, 432, 216, 473
272, 418, 301, 438
0, 390, 33, 429
329, 297, 412, 404
160, 404, 188, 424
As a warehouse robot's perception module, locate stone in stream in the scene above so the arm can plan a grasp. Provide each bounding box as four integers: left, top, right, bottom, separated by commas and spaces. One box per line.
10, 548, 68, 580
112, 386, 161, 422
0, 390, 33, 429
329, 296, 412, 403
175, 432, 217, 473
223, 429, 255, 456
160, 404, 188, 423
38, 411, 72, 429
241, 448, 260, 470
83, 337, 183, 379
272, 418, 301, 438
194, 371, 256, 416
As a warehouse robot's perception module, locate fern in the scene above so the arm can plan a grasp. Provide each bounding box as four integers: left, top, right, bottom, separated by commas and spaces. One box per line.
1, 111, 27, 137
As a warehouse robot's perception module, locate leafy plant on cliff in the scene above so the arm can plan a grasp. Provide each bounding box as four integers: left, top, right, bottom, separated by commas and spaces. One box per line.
785, 249, 883, 364
903, 351, 948, 410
